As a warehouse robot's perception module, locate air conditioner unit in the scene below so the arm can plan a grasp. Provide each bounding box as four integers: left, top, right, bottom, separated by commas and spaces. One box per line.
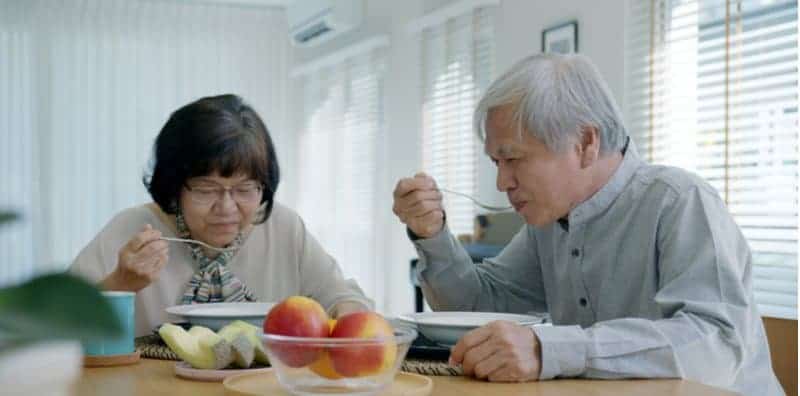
287, 0, 363, 47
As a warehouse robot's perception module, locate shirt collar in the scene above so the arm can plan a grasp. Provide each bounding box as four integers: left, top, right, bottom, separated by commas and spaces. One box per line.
565, 137, 644, 229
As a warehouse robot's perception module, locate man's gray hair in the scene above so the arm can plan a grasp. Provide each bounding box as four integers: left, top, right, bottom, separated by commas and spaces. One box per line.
474, 53, 627, 155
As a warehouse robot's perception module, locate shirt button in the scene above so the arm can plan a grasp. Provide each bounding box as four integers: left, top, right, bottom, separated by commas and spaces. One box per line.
571, 248, 580, 257
579, 298, 588, 306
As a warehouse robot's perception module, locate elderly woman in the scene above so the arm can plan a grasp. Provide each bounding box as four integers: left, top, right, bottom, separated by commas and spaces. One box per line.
70, 94, 371, 336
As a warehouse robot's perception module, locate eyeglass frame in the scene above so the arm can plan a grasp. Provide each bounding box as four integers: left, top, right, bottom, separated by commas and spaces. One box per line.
182, 180, 266, 205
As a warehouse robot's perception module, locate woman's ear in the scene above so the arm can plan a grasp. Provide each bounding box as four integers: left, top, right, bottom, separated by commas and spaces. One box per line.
578, 126, 600, 168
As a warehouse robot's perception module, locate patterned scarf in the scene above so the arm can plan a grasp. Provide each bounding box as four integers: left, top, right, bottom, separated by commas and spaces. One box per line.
176, 208, 256, 304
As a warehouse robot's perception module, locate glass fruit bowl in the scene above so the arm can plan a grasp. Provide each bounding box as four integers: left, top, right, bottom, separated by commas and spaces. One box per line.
262, 326, 417, 396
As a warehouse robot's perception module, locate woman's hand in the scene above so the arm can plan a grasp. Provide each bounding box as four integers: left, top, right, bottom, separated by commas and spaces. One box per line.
102, 224, 169, 292
331, 301, 370, 319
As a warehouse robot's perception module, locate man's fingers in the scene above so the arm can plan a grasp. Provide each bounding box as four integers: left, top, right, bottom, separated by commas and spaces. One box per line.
461, 338, 500, 376
398, 195, 443, 219
393, 175, 437, 198
488, 364, 520, 382
449, 325, 493, 365
473, 351, 507, 380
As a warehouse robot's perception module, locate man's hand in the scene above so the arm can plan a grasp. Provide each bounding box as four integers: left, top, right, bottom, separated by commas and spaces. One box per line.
449, 320, 542, 382
392, 173, 444, 239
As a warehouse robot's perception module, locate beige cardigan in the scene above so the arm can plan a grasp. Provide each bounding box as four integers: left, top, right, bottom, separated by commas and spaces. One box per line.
70, 202, 372, 336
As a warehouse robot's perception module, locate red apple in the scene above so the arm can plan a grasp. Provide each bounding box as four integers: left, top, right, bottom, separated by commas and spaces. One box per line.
263, 296, 330, 367
309, 319, 343, 379
328, 312, 397, 377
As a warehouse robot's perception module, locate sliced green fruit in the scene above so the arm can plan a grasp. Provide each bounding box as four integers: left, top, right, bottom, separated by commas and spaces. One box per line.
158, 324, 234, 369
230, 320, 269, 365
187, 326, 235, 369
218, 323, 255, 368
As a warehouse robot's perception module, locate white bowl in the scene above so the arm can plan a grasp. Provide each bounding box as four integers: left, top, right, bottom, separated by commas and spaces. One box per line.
396, 311, 548, 346
165, 302, 275, 330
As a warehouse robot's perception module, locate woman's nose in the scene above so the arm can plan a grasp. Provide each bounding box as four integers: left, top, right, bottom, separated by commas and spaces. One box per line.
214, 189, 238, 211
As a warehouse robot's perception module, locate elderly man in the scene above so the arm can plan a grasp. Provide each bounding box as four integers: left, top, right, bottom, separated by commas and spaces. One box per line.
392, 54, 782, 395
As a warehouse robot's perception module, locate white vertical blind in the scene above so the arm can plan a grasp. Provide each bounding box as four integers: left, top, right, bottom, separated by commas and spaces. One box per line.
625, 0, 798, 319
0, 0, 289, 287
415, 4, 496, 238
294, 41, 387, 310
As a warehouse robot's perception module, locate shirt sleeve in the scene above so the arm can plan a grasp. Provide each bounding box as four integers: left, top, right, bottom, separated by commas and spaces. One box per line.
413, 224, 546, 313
533, 185, 763, 391
68, 215, 120, 284
295, 216, 374, 315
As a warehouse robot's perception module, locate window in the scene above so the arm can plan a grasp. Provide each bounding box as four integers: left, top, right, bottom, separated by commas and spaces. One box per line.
412, 2, 497, 237
0, 0, 289, 287
294, 38, 387, 308
625, 0, 798, 318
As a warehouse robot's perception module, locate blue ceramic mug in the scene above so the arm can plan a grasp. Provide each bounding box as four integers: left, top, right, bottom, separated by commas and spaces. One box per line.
83, 291, 135, 356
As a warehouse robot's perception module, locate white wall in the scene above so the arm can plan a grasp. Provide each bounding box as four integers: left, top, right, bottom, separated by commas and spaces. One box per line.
286, 0, 625, 315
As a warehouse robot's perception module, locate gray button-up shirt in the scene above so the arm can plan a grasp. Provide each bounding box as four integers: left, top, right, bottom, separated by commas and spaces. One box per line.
412, 143, 782, 395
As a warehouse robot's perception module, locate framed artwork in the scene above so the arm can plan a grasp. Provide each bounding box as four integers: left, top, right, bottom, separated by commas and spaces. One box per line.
541, 20, 578, 54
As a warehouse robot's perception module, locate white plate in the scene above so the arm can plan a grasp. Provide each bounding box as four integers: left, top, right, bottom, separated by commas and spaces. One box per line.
396, 311, 548, 347
165, 302, 274, 330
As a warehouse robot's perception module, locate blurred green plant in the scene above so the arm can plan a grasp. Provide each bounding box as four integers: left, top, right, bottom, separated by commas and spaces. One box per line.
0, 210, 122, 345
0, 211, 18, 224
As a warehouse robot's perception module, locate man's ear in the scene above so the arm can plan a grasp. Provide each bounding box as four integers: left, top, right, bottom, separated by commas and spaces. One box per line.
577, 126, 600, 168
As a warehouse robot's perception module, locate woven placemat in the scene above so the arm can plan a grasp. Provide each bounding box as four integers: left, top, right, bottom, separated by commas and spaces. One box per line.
401, 359, 462, 376
136, 334, 180, 361
135, 335, 462, 376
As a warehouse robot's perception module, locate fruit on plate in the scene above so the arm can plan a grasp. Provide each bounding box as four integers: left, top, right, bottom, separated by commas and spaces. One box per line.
309, 319, 342, 379
217, 323, 254, 368
328, 312, 397, 378
229, 320, 269, 365
263, 296, 330, 367
159, 323, 234, 369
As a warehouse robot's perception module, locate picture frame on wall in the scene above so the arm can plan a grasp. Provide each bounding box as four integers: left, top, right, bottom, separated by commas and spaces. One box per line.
541, 20, 578, 54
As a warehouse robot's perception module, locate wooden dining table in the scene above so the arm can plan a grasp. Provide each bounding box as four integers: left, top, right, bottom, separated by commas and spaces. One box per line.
73, 358, 736, 396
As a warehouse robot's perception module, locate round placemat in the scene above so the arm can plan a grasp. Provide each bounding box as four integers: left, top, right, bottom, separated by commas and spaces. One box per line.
83, 350, 140, 367
136, 334, 462, 376
223, 369, 433, 396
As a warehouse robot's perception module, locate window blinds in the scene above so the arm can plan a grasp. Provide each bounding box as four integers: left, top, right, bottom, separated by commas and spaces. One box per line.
625, 0, 798, 319
294, 39, 387, 307
414, 2, 496, 238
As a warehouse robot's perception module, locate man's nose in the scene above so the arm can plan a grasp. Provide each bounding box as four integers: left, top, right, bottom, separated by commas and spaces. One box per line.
496, 162, 516, 192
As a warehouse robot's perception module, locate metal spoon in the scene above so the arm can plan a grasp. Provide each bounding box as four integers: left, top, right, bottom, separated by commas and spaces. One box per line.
159, 237, 237, 253
439, 188, 512, 211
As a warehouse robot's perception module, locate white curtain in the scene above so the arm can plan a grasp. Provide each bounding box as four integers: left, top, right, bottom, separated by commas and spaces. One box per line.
0, 0, 289, 287
293, 39, 387, 311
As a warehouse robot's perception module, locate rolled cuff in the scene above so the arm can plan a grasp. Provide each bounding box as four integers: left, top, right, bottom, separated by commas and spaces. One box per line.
410, 224, 455, 277
533, 325, 589, 380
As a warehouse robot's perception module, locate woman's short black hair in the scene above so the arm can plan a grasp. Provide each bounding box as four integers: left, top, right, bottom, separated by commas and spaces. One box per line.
143, 94, 280, 223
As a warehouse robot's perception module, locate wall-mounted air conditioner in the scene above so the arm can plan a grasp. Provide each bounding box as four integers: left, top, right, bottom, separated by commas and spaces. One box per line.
287, 0, 363, 47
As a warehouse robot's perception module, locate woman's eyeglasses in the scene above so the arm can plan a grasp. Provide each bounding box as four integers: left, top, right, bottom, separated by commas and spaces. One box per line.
184, 182, 264, 205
